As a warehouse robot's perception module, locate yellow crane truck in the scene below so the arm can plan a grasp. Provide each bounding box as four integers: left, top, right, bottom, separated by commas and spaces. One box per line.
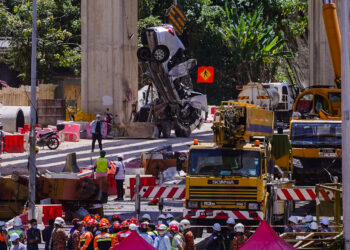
183, 102, 293, 235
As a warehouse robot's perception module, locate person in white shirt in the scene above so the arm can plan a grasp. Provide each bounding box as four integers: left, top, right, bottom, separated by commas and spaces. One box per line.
114, 154, 125, 201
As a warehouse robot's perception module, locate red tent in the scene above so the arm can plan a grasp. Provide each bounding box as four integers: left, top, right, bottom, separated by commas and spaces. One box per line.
240, 220, 296, 250
112, 231, 156, 250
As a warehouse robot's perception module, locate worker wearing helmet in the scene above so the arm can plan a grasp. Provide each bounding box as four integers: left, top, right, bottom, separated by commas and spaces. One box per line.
109, 215, 121, 234
153, 224, 171, 250
179, 219, 194, 250
111, 222, 121, 238
157, 214, 167, 226
80, 219, 96, 250
285, 216, 298, 233
224, 218, 235, 250
231, 223, 247, 250
205, 223, 225, 250
310, 222, 319, 233
71, 221, 83, 250
139, 222, 154, 246
169, 224, 184, 250
320, 218, 332, 232
8, 217, 25, 245
90, 114, 105, 152
94, 151, 111, 178
141, 214, 151, 223
115, 221, 131, 243
9, 233, 25, 250
51, 217, 67, 250
166, 214, 174, 226
0, 221, 8, 250
93, 220, 115, 250
303, 215, 314, 232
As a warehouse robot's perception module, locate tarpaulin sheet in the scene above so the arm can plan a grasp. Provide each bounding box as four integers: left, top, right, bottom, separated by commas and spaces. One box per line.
112, 231, 156, 250
240, 220, 296, 250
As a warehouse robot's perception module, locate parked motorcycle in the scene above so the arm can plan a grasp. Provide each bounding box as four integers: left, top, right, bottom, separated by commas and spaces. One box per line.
37, 124, 65, 150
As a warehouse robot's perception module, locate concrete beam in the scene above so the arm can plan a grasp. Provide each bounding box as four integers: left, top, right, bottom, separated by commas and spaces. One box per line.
81, 0, 138, 123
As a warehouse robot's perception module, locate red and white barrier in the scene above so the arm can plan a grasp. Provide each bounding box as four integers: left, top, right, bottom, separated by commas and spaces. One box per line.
133, 185, 185, 199
276, 188, 335, 201
184, 209, 264, 221
205, 106, 216, 123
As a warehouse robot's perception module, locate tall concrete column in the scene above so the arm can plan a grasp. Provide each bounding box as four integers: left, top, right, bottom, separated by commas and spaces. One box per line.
81, 0, 138, 123
309, 0, 342, 87
341, 0, 350, 248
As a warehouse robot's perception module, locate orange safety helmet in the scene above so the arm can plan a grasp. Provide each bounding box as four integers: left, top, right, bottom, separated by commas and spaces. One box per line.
99, 220, 109, 229
100, 218, 110, 225
83, 215, 92, 223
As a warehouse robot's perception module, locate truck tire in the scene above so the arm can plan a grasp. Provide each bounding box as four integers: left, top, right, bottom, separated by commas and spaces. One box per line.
152, 45, 170, 63
137, 47, 152, 62
161, 122, 171, 138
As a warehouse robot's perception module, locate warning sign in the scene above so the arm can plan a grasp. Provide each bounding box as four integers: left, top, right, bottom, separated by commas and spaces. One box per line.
197, 66, 214, 83
165, 5, 187, 36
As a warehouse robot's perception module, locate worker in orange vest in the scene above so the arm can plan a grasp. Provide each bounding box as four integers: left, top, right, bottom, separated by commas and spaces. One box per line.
93, 220, 115, 250
0, 221, 8, 250
80, 219, 96, 250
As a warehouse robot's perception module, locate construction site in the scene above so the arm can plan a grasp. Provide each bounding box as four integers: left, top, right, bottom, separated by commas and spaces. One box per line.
0, 0, 349, 249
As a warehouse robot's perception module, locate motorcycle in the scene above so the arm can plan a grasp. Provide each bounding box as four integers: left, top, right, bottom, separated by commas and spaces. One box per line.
37, 124, 65, 150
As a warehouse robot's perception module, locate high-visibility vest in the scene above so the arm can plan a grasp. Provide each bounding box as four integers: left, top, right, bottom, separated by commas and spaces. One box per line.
171, 233, 182, 250
96, 157, 108, 173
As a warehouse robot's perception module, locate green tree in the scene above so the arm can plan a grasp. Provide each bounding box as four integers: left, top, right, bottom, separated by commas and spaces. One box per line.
219, 6, 294, 84
0, 0, 81, 84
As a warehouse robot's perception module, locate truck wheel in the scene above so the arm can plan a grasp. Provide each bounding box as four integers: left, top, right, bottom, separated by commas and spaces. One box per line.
152, 45, 170, 63
137, 47, 152, 62
161, 122, 171, 138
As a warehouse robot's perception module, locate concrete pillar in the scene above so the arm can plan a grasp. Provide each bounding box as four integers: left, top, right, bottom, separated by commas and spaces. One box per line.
341, 0, 350, 247
309, 0, 342, 87
81, 0, 138, 123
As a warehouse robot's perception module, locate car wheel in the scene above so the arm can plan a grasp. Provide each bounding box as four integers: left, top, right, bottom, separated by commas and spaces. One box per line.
152, 45, 170, 63
137, 47, 152, 62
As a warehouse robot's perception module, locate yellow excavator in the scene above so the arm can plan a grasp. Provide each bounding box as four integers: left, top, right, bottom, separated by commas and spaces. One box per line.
290, 0, 342, 185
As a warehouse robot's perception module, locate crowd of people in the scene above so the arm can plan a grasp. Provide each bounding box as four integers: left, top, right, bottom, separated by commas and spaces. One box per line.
0, 213, 255, 250
0, 213, 334, 250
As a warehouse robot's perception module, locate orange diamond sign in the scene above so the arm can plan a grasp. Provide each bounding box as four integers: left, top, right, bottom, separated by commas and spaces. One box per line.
197, 66, 214, 83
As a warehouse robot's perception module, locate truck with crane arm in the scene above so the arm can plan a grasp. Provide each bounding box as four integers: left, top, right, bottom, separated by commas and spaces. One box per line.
290, 0, 342, 185
183, 101, 294, 236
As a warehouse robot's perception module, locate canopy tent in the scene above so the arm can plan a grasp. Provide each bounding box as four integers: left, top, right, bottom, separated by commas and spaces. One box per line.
112, 231, 156, 250
240, 220, 296, 250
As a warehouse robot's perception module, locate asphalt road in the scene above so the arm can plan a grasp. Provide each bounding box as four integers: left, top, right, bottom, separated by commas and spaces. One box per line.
0, 123, 213, 175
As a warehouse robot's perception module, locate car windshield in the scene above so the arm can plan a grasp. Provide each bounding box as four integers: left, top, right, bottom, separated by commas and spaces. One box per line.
189, 149, 260, 176
291, 122, 341, 147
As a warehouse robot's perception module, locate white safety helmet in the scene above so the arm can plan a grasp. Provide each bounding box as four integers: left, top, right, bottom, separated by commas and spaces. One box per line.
54, 217, 65, 227
169, 220, 179, 227
10, 233, 19, 242
180, 219, 191, 230
157, 224, 167, 231
13, 217, 22, 227
288, 216, 298, 225
226, 218, 235, 225
142, 214, 151, 221
310, 222, 318, 230
96, 114, 101, 118
116, 154, 124, 161
129, 223, 138, 231
321, 218, 329, 226
158, 214, 166, 220
213, 223, 221, 232
304, 215, 313, 223
234, 223, 245, 233
166, 214, 174, 219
